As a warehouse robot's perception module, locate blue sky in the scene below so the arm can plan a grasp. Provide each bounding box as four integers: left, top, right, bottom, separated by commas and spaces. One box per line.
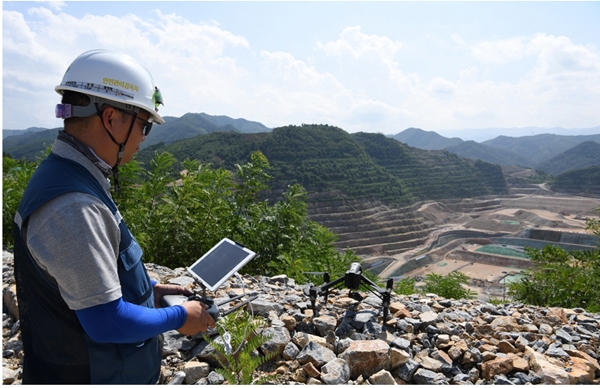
3, 1, 600, 140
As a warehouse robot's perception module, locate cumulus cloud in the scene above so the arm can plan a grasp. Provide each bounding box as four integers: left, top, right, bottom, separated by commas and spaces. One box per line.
472, 37, 526, 64
2, 5, 599, 132
317, 26, 402, 62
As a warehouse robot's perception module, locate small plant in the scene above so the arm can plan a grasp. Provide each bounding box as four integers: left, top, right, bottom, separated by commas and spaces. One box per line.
393, 277, 418, 295
422, 271, 477, 300
203, 310, 277, 385
2, 155, 40, 249
487, 297, 505, 305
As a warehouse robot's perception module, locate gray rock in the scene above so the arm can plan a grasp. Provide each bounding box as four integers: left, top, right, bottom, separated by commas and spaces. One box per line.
351, 310, 377, 330
555, 328, 573, 343
283, 342, 300, 360
412, 368, 447, 384
320, 358, 351, 385
184, 361, 210, 384
391, 337, 411, 350
368, 369, 396, 385
296, 341, 337, 368
207, 371, 225, 384
191, 341, 221, 366
397, 358, 420, 381
335, 337, 353, 354
260, 326, 291, 357
493, 374, 515, 385
405, 317, 422, 331
453, 373, 471, 383
167, 370, 186, 385
334, 320, 356, 339
166, 275, 196, 288
545, 344, 570, 358
249, 298, 284, 317
313, 315, 337, 336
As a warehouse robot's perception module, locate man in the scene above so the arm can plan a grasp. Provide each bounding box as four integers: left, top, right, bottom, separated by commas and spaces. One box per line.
13, 49, 215, 384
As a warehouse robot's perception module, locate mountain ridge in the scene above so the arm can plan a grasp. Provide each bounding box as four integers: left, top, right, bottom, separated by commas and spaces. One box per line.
393, 127, 600, 175
3, 115, 598, 180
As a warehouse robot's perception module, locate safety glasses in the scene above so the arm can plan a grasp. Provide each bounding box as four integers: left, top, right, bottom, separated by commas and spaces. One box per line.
116, 108, 153, 136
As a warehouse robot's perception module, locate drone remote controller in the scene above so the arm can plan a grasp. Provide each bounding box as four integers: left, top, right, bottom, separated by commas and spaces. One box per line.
160, 294, 220, 321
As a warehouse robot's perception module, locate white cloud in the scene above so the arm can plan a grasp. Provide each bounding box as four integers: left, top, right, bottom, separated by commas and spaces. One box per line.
2, 5, 599, 133
472, 37, 526, 64
317, 26, 402, 62
428, 77, 456, 95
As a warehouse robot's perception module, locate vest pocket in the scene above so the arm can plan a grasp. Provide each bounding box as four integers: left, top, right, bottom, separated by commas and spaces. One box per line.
119, 236, 143, 271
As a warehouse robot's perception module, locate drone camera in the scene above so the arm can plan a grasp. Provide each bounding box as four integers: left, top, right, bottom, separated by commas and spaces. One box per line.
345, 262, 362, 289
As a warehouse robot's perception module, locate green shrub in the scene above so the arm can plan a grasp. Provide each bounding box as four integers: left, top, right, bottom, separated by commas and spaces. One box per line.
2, 155, 40, 249
422, 272, 477, 300
508, 245, 600, 313
3, 150, 368, 283
393, 277, 418, 296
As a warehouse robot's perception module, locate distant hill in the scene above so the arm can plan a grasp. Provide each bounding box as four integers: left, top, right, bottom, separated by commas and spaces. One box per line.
438, 125, 600, 142
536, 141, 600, 176
551, 165, 600, 196
445, 140, 531, 167
137, 124, 507, 204
2, 127, 49, 140
389, 127, 463, 150
483, 134, 600, 166
142, 112, 271, 149
391, 128, 600, 173
2, 112, 271, 160
2, 128, 60, 160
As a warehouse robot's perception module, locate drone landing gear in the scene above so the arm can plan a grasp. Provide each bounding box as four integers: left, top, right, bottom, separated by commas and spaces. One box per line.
307, 262, 394, 324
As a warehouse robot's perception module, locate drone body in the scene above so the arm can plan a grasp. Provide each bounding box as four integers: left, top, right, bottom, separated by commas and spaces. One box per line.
307, 262, 394, 324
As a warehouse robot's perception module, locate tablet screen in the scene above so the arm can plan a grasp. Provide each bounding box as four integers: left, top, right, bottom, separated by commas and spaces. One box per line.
187, 238, 256, 291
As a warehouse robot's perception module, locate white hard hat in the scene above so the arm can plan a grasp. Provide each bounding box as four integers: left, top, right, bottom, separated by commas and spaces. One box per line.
55, 49, 164, 124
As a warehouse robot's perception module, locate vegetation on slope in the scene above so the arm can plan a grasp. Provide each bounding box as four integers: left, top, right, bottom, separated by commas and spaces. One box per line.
4, 151, 600, 313
536, 141, 600, 176
550, 165, 600, 196
2, 128, 60, 161
137, 124, 507, 204
351, 132, 507, 201
3, 151, 361, 283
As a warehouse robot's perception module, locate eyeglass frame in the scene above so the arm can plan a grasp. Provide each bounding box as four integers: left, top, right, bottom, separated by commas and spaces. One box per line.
114, 107, 153, 136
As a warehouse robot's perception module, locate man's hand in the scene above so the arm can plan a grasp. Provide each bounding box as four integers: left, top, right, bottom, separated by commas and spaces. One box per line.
152, 283, 192, 308
178, 301, 216, 336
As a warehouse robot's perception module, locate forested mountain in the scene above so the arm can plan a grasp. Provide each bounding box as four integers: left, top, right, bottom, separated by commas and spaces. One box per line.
483, 134, 600, 166
393, 127, 600, 173
2, 112, 271, 160
444, 141, 531, 167
4, 115, 597, 196
2, 127, 49, 139
390, 127, 463, 150
551, 165, 600, 196
351, 133, 507, 201
142, 112, 271, 148
536, 141, 600, 176
137, 124, 507, 204
2, 128, 60, 160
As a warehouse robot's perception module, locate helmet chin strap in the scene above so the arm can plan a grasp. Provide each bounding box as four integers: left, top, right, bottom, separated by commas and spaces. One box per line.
97, 103, 137, 193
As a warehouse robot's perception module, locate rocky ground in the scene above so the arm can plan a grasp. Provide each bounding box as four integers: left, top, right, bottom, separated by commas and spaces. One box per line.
3, 251, 600, 385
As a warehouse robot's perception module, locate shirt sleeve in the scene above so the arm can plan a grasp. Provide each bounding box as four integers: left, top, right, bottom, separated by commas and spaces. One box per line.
76, 298, 187, 343
26, 192, 123, 310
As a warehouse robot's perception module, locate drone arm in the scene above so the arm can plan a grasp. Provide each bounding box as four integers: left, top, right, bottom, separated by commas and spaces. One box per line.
309, 275, 346, 317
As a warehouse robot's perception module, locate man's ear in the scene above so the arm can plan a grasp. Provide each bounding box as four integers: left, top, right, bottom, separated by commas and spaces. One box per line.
99, 106, 123, 135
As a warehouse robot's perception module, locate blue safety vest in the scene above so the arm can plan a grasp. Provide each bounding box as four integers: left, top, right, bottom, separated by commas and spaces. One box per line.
13, 152, 161, 384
